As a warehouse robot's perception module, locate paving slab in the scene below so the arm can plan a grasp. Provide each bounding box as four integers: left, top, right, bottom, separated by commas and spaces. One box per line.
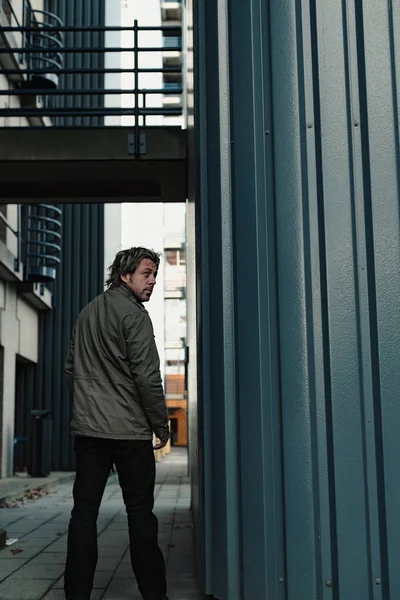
0, 449, 204, 600
0, 473, 75, 506
0, 578, 53, 599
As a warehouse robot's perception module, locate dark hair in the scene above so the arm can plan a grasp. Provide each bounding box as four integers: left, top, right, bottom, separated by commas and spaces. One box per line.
106, 247, 161, 289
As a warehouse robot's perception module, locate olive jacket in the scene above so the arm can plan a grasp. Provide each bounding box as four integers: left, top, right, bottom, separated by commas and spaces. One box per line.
65, 284, 169, 442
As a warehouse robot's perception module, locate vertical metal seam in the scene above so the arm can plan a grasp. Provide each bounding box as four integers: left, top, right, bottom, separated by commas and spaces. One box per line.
306, 0, 339, 596
217, 0, 241, 597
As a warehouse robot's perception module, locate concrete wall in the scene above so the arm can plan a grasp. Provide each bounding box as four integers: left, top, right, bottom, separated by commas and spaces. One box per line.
0, 281, 39, 477
0, 0, 44, 127
0, 75, 29, 128
16, 297, 38, 363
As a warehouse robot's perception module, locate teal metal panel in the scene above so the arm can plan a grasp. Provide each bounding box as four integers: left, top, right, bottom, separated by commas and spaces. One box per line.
192, 0, 241, 597
193, 0, 400, 598
360, 1, 400, 594
229, 0, 285, 598
189, 0, 214, 592
269, 0, 324, 596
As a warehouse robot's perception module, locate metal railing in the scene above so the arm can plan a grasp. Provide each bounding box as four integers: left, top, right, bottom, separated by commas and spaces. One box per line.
0, 20, 183, 145
23, 7, 64, 90
23, 204, 62, 283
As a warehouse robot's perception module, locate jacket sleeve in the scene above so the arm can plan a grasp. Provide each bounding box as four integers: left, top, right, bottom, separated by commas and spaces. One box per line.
122, 310, 169, 435
64, 327, 75, 395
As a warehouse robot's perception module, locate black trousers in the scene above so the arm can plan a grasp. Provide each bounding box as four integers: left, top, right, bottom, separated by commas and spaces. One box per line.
64, 436, 166, 600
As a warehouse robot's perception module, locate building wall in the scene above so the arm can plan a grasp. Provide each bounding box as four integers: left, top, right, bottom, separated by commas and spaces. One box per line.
191, 0, 400, 599
45, 0, 105, 127
18, 0, 108, 471
0, 282, 20, 476
104, 0, 121, 127
33, 204, 105, 471
16, 297, 38, 363
0, 0, 45, 128
0, 0, 47, 474
0, 0, 43, 471
104, 204, 122, 287
120, 0, 163, 127
121, 203, 166, 382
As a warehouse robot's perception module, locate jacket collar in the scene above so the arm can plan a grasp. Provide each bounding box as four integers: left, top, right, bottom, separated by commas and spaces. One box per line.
116, 283, 145, 309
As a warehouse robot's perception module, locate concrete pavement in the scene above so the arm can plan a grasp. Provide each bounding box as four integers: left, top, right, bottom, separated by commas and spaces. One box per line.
0, 448, 204, 600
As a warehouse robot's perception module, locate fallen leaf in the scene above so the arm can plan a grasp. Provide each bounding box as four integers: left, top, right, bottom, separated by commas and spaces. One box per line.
11, 548, 23, 555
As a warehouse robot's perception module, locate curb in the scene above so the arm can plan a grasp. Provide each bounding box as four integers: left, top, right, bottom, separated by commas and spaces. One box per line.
0, 472, 76, 507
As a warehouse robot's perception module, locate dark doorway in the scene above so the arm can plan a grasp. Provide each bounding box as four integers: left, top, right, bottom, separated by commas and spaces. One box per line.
14, 357, 35, 474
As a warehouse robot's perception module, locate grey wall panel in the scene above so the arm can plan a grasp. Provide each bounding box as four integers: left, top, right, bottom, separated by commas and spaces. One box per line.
271, 0, 399, 597
193, 0, 400, 598
361, 1, 400, 594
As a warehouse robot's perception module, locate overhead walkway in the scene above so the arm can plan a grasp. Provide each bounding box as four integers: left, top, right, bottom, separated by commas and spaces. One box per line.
0, 126, 187, 203
0, 19, 187, 203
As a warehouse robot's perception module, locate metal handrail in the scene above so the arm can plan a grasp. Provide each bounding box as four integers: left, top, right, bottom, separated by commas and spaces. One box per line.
0, 25, 181, 32
0, 107, 182, 117
0, 46, 182, 53
0, 20, 184, 148
0, 87, 182, 95
0, 66, 182, 74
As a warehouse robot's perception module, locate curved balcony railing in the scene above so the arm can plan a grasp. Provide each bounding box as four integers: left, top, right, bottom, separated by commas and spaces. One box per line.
24, 204, 62, 283
25, 8, 64, 89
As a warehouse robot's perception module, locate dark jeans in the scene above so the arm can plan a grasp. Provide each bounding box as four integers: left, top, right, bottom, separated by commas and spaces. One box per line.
64, 436, 166, 600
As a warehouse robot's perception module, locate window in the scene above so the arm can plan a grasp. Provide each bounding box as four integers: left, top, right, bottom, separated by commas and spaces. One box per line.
166, 249, 186, 266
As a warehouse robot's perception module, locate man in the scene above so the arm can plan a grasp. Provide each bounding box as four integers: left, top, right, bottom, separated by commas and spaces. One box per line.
64, 247, 170, 600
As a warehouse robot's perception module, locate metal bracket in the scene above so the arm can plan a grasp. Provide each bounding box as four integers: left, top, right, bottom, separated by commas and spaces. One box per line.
127, 132, 146, 156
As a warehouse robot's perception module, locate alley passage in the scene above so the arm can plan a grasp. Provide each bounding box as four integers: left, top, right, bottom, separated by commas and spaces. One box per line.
0, 449, 202, 600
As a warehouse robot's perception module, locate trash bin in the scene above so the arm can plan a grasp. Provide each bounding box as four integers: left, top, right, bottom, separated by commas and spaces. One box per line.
27, 410, 52, 477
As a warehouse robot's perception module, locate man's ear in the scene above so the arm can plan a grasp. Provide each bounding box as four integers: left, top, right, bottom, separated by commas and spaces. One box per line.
120, 273, 129, 284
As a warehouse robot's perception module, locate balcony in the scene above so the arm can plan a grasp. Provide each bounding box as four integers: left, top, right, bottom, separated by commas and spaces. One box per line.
0, 204, 60, 309
23, 204, 62, 283
0, 2, 64, 89
0, 1, 64, 126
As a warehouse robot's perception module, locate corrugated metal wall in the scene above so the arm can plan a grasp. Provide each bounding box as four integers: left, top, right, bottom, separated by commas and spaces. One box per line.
191, 0, 400, 598
45, 0, 105, 126
23, 0, 107, 471
15, 205, 104, 471
35, 204, 104, 470
14, 2, 106, 472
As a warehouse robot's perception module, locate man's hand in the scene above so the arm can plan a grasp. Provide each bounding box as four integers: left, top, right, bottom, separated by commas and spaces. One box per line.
153, 428, 171, 450
153, 438, 168, 450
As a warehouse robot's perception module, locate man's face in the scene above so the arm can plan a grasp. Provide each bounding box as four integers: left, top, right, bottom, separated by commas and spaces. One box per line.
121, 258, 158, 302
